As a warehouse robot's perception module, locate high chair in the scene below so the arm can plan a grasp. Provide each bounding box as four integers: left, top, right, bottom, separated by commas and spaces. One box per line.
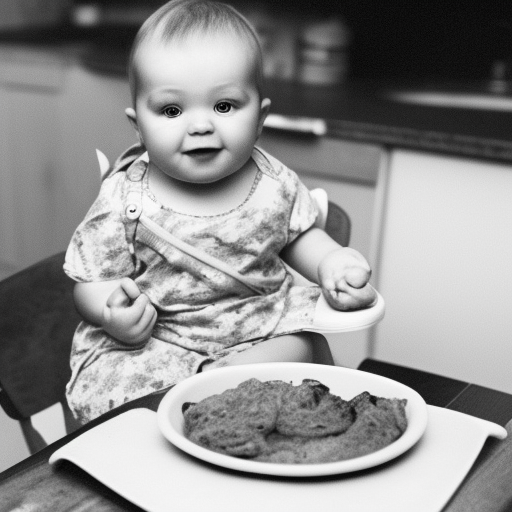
0, 187, 357, 455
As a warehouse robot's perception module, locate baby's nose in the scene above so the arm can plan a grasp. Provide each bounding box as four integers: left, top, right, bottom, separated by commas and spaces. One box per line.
187, 113, 214, 135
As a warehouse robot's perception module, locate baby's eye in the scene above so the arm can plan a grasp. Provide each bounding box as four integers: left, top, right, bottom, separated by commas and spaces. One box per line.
162, 105, 181, 118
214, 101, 233, 114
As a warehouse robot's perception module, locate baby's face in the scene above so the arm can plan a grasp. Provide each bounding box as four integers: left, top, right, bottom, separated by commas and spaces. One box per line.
127, 32, 270, 185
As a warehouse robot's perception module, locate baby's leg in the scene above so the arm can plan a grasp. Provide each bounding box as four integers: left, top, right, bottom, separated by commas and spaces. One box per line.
203, 332, 334, 371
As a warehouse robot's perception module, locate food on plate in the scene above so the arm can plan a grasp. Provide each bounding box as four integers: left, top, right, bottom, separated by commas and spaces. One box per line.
183, 378, 408, 464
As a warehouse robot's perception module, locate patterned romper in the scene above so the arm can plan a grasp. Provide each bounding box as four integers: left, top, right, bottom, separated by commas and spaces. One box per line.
64, 146, 322, 423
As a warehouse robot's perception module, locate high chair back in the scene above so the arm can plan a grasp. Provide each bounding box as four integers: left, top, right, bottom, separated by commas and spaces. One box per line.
324, 200, 351, 247
310, 187, 351, 247
0, 252, 82, 454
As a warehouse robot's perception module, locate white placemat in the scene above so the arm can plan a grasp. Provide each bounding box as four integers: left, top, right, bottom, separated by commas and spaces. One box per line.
49, 406, 506, 512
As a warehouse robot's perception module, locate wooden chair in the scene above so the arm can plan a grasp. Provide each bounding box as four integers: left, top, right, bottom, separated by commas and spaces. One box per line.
0, 192, 350, 454
0, 252, 82, 454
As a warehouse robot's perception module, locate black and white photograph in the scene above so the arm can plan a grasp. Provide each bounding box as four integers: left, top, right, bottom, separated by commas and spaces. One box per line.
0, 1, 511, 510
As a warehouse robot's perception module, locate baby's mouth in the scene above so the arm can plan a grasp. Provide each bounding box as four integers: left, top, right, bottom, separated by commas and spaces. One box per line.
183, 147, 221, 156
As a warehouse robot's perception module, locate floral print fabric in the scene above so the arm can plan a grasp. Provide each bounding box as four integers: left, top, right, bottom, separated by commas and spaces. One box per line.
64, 147, 321, 423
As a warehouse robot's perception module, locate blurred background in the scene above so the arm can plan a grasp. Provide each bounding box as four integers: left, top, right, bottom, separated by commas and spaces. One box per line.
2, 0, 512, 80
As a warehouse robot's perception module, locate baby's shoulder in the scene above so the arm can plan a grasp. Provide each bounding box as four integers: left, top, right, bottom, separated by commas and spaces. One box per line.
88, 167, 134, 219
99, 168, 130, 196
253, 146, 302, 188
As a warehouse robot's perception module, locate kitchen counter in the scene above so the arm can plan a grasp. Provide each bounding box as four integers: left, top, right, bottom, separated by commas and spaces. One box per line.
2, 24, 512, 163
262, 79, 512, 163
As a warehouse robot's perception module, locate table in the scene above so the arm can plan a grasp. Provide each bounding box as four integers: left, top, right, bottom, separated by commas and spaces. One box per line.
1, 358, 512, 512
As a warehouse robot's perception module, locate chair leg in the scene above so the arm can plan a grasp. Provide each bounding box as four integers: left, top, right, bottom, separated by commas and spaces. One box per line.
61, 400, 82, 434
19, 417, 48, 454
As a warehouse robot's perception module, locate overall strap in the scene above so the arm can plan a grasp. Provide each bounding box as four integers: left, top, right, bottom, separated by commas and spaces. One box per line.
122, 155, 147, 257
138, 214, 281, 296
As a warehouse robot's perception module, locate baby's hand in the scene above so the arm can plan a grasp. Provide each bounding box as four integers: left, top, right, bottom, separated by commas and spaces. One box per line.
318, 248, 377, 311
102, 278, 157, 345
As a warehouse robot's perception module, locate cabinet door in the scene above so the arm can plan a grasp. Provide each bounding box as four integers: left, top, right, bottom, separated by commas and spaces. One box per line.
53, 65, 136, 252
0, 50, 64, 273
259, 131, 381, 368
372, 149, 512, 393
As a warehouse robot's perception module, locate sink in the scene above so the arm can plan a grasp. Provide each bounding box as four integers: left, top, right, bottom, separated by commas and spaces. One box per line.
386, 90, 512, 112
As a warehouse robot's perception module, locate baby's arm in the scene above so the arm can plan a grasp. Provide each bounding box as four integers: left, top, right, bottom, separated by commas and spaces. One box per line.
281, 227, 377, 311
74, 278, 157, 345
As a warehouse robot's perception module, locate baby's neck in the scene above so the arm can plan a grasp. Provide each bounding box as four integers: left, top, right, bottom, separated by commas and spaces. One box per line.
147, 159, 258, 216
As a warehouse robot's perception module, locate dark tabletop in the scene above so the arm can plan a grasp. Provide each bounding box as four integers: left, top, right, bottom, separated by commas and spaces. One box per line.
1, 358, 512, 512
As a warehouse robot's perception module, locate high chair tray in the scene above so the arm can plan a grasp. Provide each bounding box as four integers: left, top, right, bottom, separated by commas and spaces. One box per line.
307, 290, 385, 333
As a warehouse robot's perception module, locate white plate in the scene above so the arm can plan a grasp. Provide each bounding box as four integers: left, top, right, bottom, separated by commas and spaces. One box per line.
157, 363, 428, 477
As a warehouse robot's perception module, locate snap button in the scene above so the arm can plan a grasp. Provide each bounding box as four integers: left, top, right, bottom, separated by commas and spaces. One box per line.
126, 203, 141, 220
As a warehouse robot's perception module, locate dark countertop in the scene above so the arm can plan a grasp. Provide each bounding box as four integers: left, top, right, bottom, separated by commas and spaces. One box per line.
262, 79, 512, 163
3, 24, 512, 164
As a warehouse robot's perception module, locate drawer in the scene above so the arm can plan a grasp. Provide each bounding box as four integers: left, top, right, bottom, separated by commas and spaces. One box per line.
259, 128, 381, 185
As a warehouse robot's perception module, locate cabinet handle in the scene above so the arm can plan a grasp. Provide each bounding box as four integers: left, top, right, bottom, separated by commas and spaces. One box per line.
263, 114, 327, 136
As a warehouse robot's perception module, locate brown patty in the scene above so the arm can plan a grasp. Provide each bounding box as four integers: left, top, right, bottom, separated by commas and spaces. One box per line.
183, 379, 408, 463
256, 391, 408, 463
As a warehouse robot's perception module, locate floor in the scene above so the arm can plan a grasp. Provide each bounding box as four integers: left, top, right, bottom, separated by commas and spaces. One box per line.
0, 409, 29, 472
0, 403, 67, 473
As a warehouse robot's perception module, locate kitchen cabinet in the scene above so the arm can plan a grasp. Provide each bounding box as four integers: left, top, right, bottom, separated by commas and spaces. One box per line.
0, 47, 136, 279
54, 62, 135, 252
259, 130, 382, 368
0, 47, 66, 275
370, 149, 512, 393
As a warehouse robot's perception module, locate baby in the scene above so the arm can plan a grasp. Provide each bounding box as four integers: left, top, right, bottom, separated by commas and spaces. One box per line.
64, 0, 377, 423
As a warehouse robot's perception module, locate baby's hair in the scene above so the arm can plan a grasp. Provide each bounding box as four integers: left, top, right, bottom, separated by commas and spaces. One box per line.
128, 0, 264, 103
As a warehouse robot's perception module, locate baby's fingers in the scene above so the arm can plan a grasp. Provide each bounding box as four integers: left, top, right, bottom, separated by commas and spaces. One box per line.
130, 294, 153, 322
106, 285, 131, 309
129, 299, 157, 343
138, 299, 158, 330
119, 277, 141, 301
324, 283, 377, 311
344, 283, 378, 309
344, 266, 371, 289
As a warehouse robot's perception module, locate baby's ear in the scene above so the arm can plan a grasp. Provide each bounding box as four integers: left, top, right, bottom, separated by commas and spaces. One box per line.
125, 107, 138, 131
125, 108, 144, 144
257, 98, 271, 136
